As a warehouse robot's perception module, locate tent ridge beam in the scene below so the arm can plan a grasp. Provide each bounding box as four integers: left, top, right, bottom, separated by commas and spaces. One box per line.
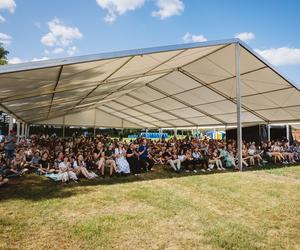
179, 68, 270, 123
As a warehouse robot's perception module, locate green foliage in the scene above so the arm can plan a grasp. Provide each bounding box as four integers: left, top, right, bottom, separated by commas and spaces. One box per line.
0, 43, 9, 65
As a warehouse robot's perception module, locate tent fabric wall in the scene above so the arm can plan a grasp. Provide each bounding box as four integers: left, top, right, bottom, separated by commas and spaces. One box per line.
0, 39, 299, 128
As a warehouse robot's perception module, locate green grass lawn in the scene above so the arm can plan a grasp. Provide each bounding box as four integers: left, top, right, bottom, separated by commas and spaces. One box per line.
1, 165, 300, 250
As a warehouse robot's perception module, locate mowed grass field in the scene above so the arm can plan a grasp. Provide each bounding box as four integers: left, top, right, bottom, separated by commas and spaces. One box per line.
1, 165, 300, 250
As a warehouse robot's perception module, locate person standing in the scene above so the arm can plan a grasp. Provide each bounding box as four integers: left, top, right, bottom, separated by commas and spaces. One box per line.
126, 143, 141, 175
138, 139, 154, 171
4, 130, 17, 164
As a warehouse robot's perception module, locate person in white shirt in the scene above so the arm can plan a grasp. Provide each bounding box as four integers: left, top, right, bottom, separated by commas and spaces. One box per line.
58, 157, 78, 183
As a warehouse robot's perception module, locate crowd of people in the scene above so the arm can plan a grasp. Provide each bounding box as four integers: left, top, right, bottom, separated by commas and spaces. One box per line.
0, 130, 300, 186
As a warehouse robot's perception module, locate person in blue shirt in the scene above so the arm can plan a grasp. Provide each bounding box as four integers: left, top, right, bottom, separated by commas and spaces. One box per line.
138, 139, 154, 171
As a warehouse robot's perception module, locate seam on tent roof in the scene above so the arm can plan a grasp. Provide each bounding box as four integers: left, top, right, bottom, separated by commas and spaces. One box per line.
112, 99, 174, 127
67, 56, 135, 115
94, 70, 175, 110
238, 41, 300, 91
95, 107, 143, 128
47, 66, 63, 119
126, 93, 195, 126
102, 104, 157, 128
1, 68, 172, 103
178, 68, 269, 123
253, 104, 300, 112
0, 103, 26, 123
178, 44, 232, 69
66, 48, 188, 117
241, 80, 299, 120
146, 83, 227, 125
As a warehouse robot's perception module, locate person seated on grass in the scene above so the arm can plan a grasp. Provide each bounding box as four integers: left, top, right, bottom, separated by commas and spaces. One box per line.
208, 148, 225, 170
248, 142, 263, 166
54, 152, 64, 169
162, 147, 181, 172
270, 142, 284, 164
289, 143, 300, 162
281, 142, 295, 164
182, 148, 193, 172
58, 156, 78, 183
260, 142, 272, 163
0, 174, 8, 187
103, 144, 117, 178
94, 142, 105, 176
37, 152, 55, 175
9, 153, 28, 177
30, 151, 41, 170
192, 147, 208, 172
73, 154, 97, 179
115, 142, 130, 176
242, 144, 252, 166
0, 154, 10, 177
220, 145, 238, 170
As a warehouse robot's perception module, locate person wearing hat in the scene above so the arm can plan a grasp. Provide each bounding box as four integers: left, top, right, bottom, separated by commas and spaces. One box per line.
4, 130, 17, 163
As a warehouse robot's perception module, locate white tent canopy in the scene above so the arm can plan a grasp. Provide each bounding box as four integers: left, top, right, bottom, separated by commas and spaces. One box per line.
1, 38, 299, 129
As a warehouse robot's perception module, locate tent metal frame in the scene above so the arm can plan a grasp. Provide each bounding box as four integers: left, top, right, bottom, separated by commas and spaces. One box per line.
1, 39, 300, 170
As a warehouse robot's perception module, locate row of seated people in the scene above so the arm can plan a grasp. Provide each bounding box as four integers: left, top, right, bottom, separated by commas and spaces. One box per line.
1, 134, 300, 185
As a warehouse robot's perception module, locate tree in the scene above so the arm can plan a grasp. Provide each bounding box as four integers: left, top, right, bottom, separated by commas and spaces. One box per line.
0, 43, 9, 65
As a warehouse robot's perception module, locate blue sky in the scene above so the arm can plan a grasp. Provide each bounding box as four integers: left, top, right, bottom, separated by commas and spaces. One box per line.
0, 0, 300, 85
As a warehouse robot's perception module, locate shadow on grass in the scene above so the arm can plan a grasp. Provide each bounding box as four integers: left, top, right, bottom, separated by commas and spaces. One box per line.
0, 163, 299, 202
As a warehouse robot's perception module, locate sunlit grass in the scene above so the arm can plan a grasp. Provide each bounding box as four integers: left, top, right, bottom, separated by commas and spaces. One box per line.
0, 165, 299, 249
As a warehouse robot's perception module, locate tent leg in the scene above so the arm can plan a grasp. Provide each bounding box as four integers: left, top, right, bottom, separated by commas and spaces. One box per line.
267, 124, 271, 141
286, 124, 289, 146
8, 116, 13, 132
21, 122, 25, 138
236, 42, 243, 171
16, 121, 20, 144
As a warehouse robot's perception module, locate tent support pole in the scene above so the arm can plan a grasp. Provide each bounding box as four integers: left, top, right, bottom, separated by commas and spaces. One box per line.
236, 42, 243, 171
267, 124, 271, 141
8, 116, 13, 133
286, 124, 290, 146
62, 116, 65, 139
16, 121, 20, 144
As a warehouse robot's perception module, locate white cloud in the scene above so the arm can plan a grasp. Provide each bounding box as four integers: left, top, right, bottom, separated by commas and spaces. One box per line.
96, 0, 145, 23
183, 32, 207, 43
8, 57, 23, 64
67, 46, 78, 56
41, 18, 82, 47
235, 32, 255, 42
255, 47, 300, 66
52, 47, 64, 54
0, 0, 16, 13
32, 57, 49, 62
0, 32, 12, 45
0, 15, 5, 22
152, 0, 184, 20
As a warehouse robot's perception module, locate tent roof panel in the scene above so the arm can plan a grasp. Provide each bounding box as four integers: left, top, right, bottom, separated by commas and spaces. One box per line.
0, 39, 299, 127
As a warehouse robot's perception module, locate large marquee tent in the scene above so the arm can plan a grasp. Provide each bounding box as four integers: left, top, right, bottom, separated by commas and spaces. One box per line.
1, 38, 300, 168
